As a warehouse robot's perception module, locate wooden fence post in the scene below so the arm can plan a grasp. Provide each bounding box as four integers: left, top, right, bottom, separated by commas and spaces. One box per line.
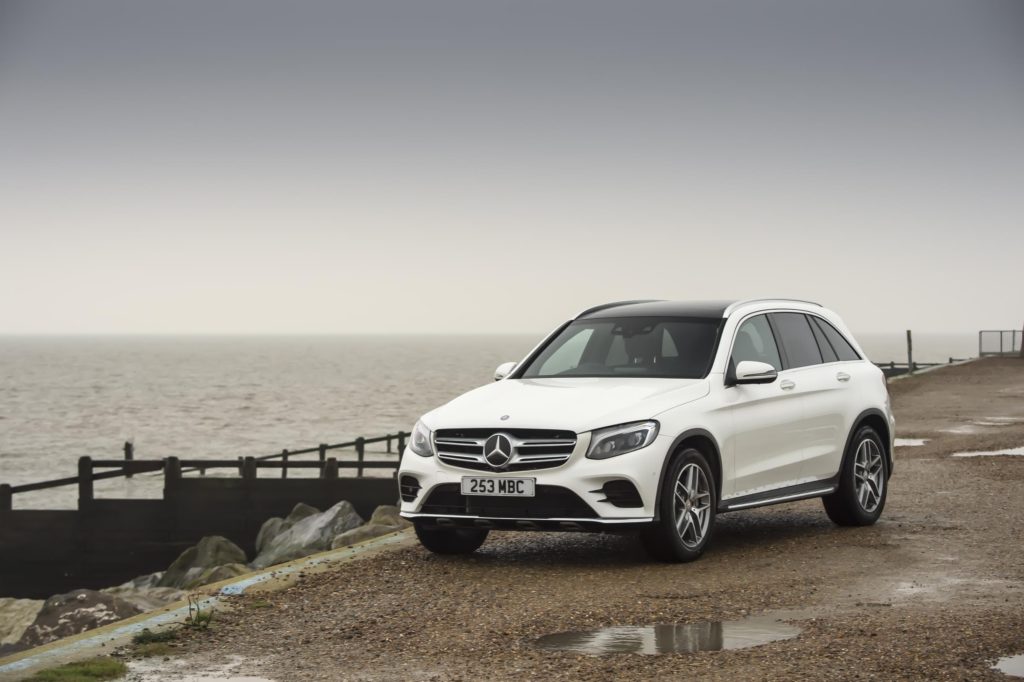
324, 457, 339, 479
78, 456, 94, 508
906, 330, 914, 374
386, 435, 392, 454
0, 483, 11, 511
123, 441, 134, 478
281, 449, 289, 479
1019, 323, 1024, 359
318, 444, 327, 465
242, 456, 257, 481
164, 457, 182, 497
397, 431, 406, 454
356, 437, 365, 477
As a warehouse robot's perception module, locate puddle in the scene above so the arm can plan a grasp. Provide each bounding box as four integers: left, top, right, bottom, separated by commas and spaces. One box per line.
534, 617, 799, 655
941, 425, 983, 434
951, 446, 1024, 458
894, 438, 928, 447
126, 656, 273, 681
996, 653, 1024, 678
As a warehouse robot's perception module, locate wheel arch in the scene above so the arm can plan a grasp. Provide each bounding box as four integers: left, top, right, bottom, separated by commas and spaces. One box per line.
843, 409, 893, 478
653, 429, 723, 521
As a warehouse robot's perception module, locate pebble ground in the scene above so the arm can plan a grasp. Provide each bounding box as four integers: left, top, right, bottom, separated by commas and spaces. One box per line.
162, 358, 1024, 681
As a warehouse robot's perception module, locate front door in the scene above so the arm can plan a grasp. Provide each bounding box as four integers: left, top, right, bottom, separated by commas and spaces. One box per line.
721, 314, 807, 498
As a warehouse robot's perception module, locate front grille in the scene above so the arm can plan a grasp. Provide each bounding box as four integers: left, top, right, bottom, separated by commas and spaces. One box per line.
434, 428, 576, 472
419, 483, 598, 519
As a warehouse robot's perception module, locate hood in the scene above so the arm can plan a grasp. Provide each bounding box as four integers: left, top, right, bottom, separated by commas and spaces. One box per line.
423, 377, 710, 434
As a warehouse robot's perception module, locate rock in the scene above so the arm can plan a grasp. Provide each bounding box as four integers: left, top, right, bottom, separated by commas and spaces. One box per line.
157, 536, 247, 589
255, 517, 286, 554
369, 505, 412, 529
15, 589, 142, 650
0, 598, 43, 646
251, 500, 363, 568
184, 563, 250, 589
101, 585, 185, 612
255, 503, 320, 554
330, 523, 402, 549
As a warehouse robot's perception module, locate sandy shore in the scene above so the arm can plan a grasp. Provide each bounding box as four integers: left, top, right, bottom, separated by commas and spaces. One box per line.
146, 358, 1024, 680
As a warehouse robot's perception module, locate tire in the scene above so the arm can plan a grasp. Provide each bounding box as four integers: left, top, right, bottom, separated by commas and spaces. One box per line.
640, 447, 717, 562
413, 522, 489, 555
822, 425, 888, 526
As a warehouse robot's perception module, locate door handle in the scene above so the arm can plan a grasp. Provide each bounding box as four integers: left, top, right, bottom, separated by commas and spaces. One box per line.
836, 372, 851, 383
780, 380, 796, 391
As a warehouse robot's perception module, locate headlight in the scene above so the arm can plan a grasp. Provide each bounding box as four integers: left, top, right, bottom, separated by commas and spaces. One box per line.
409, 420, 434, 457
586, 420, 659, 460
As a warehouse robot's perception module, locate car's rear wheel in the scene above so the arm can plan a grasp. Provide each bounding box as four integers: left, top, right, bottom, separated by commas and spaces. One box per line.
822, 425, 888, 526
640, 447, 716, 562
413, 522, 489, 555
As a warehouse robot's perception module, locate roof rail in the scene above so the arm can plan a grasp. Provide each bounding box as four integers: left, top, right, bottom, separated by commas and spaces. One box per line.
574, 300, 664, 319
724, 298, 823, 315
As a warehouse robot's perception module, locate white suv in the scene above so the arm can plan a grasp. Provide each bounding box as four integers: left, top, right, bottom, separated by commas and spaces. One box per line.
399, 299, 894, 562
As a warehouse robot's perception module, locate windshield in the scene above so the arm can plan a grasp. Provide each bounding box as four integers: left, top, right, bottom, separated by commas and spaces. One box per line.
519, 317, 723, 379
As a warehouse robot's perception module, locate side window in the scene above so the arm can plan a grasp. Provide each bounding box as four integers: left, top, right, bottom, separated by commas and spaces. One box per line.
812, 317, 861, 361
771, 313, 823, 369
731, 315, 782, 370
809, 316, 839, 363
661, 328, 679, 358
538, 328, 594, 375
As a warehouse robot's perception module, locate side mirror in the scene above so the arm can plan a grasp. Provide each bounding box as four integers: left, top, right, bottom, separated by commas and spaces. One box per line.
494, 361, 517, 381
734, 360, 778, 385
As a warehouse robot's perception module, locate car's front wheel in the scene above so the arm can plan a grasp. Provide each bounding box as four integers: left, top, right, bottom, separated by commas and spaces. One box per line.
640, 447, 717, 562
413, 522, 489, 555
822, 425, 888, 526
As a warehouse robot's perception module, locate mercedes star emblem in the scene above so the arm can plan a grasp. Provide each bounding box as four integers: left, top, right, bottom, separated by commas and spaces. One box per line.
483, 433, 513, 468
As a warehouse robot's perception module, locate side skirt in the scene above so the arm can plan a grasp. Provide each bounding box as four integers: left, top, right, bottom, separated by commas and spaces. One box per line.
718, 478, 838, 513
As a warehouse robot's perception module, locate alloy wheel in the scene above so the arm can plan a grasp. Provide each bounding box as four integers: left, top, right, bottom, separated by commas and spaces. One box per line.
853, 438, 885, 513
674, 463, 712, 549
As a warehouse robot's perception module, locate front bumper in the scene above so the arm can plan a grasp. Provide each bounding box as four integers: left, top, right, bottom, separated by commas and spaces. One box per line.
397, 431, 672, 529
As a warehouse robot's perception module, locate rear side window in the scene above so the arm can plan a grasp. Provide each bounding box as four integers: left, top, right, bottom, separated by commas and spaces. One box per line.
809, 317, 839, 363
770, 313, 822, 369
811, 317, 861, 361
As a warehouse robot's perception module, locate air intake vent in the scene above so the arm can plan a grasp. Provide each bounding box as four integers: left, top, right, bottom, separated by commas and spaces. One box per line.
399, 475, 421, 502
600, 479, 644, 508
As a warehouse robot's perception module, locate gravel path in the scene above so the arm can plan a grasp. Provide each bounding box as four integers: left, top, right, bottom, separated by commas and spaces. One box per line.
167, 357, 1024, 681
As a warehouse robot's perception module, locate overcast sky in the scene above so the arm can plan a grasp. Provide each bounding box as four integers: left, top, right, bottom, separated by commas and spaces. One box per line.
1, 0, 1022, 335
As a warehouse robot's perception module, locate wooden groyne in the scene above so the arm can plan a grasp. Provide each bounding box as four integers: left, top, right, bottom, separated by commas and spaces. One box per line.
0, 433, 407, 599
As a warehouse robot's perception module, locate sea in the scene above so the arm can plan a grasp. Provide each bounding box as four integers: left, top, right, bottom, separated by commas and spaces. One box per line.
0, 332, 979, 508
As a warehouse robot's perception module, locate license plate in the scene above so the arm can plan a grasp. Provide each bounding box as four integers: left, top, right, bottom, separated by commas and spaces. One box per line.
461, 476, 535, 497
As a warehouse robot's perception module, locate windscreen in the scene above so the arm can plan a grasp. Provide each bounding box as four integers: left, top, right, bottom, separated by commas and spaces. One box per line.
519, 317, 722, 379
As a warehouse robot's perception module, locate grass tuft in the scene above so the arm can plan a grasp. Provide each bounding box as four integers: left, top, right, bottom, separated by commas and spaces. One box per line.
132, 642, 174, 658
27, 656, 127, 681
131, 627, 178, 645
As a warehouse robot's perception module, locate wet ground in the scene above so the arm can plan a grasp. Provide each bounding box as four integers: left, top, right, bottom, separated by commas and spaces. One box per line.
152, 358, 1024, 680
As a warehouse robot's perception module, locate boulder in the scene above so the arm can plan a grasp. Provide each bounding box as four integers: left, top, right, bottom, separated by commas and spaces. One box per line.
251, 500, 363, 568
255, 517, 286, 555
369, 505, 412, 529
16, 589, 142, 650
157, 536, 247, 589
184, 563, 250, 589
101, 585, 185, 613
0, 598, 43, 646
330, 523, 402, 549
255, 502, 320, 554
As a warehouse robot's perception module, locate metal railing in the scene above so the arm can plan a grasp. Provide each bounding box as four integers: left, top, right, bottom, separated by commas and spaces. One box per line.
979, 330, 1023, 357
